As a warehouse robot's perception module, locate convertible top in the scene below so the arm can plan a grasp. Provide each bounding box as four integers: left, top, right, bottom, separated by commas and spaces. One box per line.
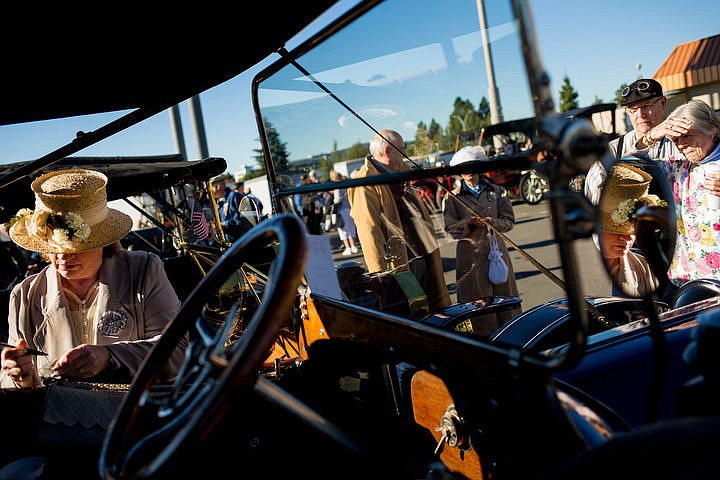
0, 3, 338, 126
0, 2, 338, 198
0, 156, 226, 223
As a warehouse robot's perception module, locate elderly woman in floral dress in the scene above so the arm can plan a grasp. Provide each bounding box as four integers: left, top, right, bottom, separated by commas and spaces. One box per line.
656, 99, 720, 284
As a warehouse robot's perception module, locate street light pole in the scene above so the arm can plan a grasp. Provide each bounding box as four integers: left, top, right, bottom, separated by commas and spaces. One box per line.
476, 0, 503, 150
477, 0, 502, 124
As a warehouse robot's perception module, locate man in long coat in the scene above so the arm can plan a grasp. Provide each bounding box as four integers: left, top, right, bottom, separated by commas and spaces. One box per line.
349, 130, 450, 312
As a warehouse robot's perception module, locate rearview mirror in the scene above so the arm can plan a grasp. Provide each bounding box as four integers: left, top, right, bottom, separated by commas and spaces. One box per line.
597, 159, 676, 299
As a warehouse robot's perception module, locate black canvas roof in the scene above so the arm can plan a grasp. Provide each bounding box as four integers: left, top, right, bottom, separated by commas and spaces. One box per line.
0, 4, 338, 126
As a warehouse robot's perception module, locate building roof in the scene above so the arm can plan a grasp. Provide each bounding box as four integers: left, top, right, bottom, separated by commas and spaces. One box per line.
654, 34, 720, 92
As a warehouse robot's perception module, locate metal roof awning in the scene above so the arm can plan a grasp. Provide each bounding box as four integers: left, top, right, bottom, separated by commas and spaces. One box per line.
654, 34, 720, 92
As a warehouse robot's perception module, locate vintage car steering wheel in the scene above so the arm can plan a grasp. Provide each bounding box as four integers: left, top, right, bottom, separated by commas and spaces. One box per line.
100, 213, 309, 479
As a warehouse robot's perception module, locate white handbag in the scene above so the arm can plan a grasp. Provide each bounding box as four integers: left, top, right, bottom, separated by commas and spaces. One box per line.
487, 230, 509, 285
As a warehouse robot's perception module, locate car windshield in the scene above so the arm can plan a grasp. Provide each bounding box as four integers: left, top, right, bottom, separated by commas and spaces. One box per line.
252, 0, 613, 343
256, 0, 533, 170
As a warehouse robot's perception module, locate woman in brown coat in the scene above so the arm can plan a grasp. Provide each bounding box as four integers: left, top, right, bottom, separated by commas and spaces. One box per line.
443, 146, 521, 332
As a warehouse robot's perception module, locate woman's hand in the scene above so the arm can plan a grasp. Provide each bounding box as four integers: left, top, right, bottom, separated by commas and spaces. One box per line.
651, 115, 692, 141
53, 344, 112, 379
1, 339, 39, 387
705, 166, 720, 196
468, 216, 493, 227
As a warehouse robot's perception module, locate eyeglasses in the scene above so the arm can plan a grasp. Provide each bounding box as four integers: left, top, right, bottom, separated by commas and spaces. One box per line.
621, 81, 651, 97
626, 97, 662, 115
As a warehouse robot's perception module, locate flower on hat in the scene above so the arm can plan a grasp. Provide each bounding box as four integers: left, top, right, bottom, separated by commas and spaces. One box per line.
610, 194, 666, 230
6, 208, 33, 229
11, 208, 91, 250
52, 211, 91, 246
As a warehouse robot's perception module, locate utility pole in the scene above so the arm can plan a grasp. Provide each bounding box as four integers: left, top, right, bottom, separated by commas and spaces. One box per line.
188, 95, 210, 160
168, 105, 188, 161
476, 0, 504, 149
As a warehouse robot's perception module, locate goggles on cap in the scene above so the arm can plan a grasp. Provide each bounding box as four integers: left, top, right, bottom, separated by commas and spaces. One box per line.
621, 81, 651, 98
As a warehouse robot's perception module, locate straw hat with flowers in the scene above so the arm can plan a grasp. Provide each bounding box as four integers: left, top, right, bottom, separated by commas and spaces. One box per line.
599, 164, 664, 235
6, 169, 132, 254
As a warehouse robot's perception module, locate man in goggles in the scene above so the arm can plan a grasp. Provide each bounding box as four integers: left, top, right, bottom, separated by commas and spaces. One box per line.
584, 78, 683, 206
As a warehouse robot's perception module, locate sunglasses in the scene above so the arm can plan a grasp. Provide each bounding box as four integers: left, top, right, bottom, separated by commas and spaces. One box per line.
621, 81, 651, 97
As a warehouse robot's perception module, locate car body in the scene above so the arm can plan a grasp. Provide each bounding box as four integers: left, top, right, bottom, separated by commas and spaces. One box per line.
1, 1, 719, 479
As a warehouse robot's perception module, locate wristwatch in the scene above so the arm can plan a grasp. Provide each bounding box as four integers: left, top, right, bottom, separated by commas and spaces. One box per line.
640, 129, 658, 148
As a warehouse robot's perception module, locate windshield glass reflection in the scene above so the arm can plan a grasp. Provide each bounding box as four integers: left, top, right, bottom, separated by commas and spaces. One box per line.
254, 0, 613, 346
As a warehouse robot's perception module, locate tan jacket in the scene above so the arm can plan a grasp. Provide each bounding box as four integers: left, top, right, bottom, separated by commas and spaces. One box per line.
348, 157, 410, 274
349, 157, 450, 311
3, 250, 185, 387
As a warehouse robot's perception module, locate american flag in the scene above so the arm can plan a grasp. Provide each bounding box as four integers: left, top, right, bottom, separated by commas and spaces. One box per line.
191, 198, 210, 241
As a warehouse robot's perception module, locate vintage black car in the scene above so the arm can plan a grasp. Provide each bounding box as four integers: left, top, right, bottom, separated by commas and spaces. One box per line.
1, 1, 719, 479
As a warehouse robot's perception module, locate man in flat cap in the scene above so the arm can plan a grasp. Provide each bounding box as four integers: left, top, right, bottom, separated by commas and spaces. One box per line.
584, 78, 683, 206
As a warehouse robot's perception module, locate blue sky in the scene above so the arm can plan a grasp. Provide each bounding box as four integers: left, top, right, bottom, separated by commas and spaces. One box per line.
0, 0, 718, 176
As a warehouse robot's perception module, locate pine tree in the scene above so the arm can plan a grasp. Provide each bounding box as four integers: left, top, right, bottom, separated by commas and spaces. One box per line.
414, 121, 428, 149
427, 119, 442, 142
252, 118, 289, 175
477, 97, 491, 122
558, 75, 579, 112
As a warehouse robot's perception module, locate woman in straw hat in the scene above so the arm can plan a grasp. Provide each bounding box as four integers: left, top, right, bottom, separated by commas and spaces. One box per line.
598, 163, 665, 298
1, 169, 186, 389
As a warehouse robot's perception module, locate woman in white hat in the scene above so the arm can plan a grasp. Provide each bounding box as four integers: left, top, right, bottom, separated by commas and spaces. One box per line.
443, 145, 521, 333
1, 169, 186, 389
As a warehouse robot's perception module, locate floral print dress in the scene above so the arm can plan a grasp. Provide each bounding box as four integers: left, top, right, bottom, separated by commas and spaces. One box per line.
662, 156, 720, 283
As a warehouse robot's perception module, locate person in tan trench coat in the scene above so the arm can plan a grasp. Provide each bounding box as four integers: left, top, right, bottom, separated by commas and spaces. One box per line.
348, 129, 450, 313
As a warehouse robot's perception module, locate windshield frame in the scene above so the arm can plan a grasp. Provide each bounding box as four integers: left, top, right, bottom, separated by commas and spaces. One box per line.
250, 0, 587, 371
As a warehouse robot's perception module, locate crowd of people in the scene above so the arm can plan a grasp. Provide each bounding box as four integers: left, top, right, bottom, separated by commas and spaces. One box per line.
1, 69, 718, 476
249, 88, 720, 316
